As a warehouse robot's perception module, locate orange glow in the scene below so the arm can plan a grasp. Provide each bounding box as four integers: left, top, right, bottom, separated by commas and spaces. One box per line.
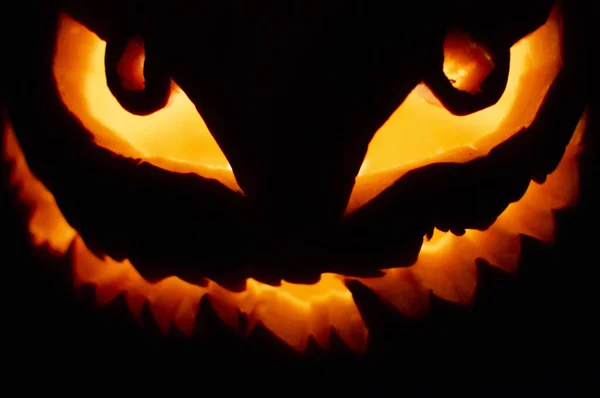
53, 15, 241, 193
351, 6, 563, 213
443, 30, 495, 94
116, 37, 146, 91
3, 109, 584, 352
3, 4, 585, 353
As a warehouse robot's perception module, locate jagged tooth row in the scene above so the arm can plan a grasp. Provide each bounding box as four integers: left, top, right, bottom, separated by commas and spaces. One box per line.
3, 109, 585, 356
76, 278, 359, 358
70, 233, 367, 353
350, 115, 584, 327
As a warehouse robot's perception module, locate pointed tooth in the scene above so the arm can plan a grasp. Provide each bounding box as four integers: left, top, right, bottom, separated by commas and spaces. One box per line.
347, 280, 435, 357
327, 327, 356, 357
304, 336, 325, 358
102, 293, 140, 328
192, 295, 245, 356
206, 293, 240, 331
140, 301, 163, 336
345, 279, 404, 328
428, 291, 470, 325
346, 280, 426, 351
425, 227, 434, 241
245, 321, 299, 359
473, 258, 518, 314
193, 295, 230, 336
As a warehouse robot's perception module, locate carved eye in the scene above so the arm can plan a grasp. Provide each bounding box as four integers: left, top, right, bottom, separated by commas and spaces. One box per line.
349, 8, 563, 213
53, 14, 241, 192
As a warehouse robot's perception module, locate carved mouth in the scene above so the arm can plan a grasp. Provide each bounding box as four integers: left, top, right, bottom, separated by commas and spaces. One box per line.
2, 109, 585, 352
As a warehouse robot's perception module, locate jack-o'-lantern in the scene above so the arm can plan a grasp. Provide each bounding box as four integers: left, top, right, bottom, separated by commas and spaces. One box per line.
0, 0, 590, 355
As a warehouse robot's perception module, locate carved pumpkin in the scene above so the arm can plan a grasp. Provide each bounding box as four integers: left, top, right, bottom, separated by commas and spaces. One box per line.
1, 0, 593, 358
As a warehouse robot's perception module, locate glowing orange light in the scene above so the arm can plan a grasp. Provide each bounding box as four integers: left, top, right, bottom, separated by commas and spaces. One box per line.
116, 36, 146, 91
443, 30, 495, 94
2, 4, 585, 353
350, 6, 563, 213
3, 110, 584, 352
53, 15, 241, 193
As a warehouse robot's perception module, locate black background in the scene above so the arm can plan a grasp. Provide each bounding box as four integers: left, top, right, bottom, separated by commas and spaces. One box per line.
1, 0, 599, 394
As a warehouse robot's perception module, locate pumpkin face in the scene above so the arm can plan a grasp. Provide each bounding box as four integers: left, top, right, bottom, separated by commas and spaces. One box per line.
1, 0, 589, 354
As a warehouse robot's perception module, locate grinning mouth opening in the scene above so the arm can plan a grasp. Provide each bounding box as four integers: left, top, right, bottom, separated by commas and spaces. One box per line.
3, 110, 585, 353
